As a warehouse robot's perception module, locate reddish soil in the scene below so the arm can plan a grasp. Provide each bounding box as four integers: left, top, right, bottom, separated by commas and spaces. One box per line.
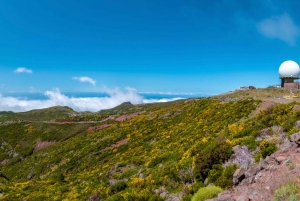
87, 124, 112, 132
34, 141, 56, 152
115, 112, 144, 122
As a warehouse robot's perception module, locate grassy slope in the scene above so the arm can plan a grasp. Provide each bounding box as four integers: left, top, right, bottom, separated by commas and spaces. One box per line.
0, 106, 78, 122
0, 88, 300, 200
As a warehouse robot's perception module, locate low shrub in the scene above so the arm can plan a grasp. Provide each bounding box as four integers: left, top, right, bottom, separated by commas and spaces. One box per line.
288, 128, 300, 139
274, 181, 300, 201
118, 168, 138, 179
107, 194, 125, 201
208, 164, 238, 189
191, 186, 223, 201
182, 194, 193, 201
107, 189, 164, 201
214, 165, 238, 189
109, 181, 128, 195
207, 164, 223, 184
282, 117, 297, 132
190, 182, 206, 194
259, 140, 277, 158
254, 152, 262, 163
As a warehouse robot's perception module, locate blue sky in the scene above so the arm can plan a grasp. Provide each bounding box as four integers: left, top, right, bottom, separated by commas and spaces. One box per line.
1, 0, 300, 95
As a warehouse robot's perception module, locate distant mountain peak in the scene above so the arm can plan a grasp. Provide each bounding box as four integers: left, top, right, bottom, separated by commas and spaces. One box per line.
120, 102, 132, 106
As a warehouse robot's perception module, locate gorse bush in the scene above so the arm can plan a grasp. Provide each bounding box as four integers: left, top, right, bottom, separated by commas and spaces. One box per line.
254, 152, 262, 163
254, 140, 277, 162
196, 141, 232, 182
191, 186, 223, 201
259, 139, 277, 158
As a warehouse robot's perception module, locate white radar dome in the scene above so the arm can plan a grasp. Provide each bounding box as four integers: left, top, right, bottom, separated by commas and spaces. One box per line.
279, 60, 300, 78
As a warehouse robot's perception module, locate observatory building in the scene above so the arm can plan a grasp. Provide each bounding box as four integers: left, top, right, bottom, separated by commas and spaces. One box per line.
279, 60, 300, 89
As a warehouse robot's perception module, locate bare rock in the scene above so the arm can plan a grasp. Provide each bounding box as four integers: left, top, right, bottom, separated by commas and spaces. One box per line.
109, 179, 120, 186
154, 186, 169, 198
280, 139, 298, 151
295, 120, 300, 128
274, 156, 286, 163
271, 125, 283, 135
204, 177, 209, 184
256, 128, 271, 141
233, 168, 246, 185
260, 156, 279, 170
160, 192, 169, 198
217, 191, 235, 200
88, 193, 100, 201
245, 164, 261, 178
174, 110, 182, 115
236, 193, 248, 201
292, 105, 300, 111
139, 173, 146, 179
226, 145, 254, 169
166, 192, 183, 201
27, 173, 34, 180
290, 132, 300, 145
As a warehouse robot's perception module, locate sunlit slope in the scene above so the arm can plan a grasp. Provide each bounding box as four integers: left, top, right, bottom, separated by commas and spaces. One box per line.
216, 87, 294, 101
0, 97, 263, 200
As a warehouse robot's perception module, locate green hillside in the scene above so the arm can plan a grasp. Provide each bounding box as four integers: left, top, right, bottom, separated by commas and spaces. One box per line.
0, 106, 78, 122
0, 89, 300, 200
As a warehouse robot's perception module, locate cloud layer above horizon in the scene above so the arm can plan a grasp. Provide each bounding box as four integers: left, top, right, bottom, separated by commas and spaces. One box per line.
0, 87, 182, 112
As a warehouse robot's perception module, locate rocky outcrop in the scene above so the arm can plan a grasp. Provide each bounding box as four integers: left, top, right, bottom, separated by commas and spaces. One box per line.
154, 186, 169, 198
225, 145, 254, 169
292, 105, 300, 111
232, 168, 246, 185
256, 126, 285, 142
290, 132, 300, 145
88, 193, 100, 201
295, 120, 300, 128
208, 132, 300, 201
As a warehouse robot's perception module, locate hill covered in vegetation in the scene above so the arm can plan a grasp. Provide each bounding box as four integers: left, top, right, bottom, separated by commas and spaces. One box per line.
0, 88, 300, 200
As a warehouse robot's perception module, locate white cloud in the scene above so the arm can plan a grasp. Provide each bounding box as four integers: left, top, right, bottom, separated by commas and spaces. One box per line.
0, 87, 184, 112
256, 13, 300, 45
14, 67, 33, 74
72, 76, 96, 86
140, 92, 194, 95
142, 98, 183, 103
